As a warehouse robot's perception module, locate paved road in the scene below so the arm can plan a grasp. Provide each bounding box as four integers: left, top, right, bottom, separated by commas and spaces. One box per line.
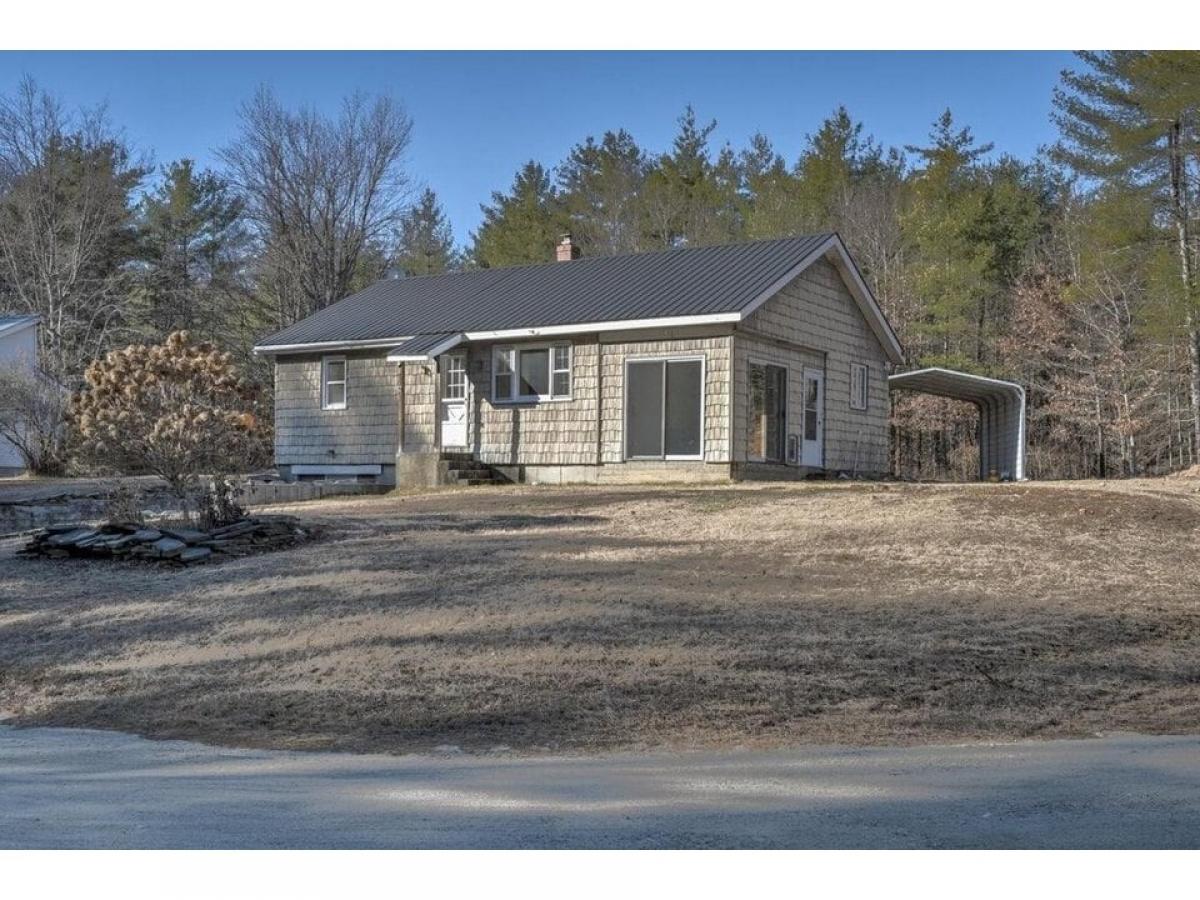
1, 725, 1197, 848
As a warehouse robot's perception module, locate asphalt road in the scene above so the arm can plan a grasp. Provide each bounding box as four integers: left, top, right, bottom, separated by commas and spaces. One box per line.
1, 725, 1197, 848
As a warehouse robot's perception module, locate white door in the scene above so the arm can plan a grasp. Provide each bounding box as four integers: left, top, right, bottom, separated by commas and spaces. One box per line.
440, 353, 468, 448
801, 369, 824, 467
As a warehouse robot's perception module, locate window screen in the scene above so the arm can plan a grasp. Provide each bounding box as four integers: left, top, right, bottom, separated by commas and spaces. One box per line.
518, 348, 550, 398
664, 360, 702, 456
625, 358, 703, 459
626, 360, 664, 457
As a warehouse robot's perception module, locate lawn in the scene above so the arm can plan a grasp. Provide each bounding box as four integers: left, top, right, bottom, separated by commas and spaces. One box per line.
1, 478, 1199, 754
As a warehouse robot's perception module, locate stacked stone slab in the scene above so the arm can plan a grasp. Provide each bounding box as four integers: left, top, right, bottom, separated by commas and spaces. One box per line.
20, 516, 313, 564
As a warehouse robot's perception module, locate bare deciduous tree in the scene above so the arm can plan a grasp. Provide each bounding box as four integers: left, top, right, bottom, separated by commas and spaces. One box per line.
0, 77, 146, 382
220, 88, 413, 327
0, 361, 68, 474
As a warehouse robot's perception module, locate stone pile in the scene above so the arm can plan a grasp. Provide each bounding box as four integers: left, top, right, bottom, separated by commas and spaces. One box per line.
20, 516, 312, 565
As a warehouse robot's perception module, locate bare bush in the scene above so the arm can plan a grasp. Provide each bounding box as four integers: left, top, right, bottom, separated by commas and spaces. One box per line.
70, 331, 269, 513
0, 361, 68, 474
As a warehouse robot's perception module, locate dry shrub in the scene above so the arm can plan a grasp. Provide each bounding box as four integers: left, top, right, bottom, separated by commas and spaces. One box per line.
70, 331, 269, 514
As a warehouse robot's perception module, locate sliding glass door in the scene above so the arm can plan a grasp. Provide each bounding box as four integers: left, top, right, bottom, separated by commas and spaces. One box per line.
625, 358, 704, 459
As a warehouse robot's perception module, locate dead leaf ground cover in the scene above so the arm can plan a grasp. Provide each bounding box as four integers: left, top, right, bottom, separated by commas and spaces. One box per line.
1, 479, 1198, 754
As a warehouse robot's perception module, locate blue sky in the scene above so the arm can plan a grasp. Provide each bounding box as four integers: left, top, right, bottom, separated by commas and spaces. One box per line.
0, 51, 1074, 248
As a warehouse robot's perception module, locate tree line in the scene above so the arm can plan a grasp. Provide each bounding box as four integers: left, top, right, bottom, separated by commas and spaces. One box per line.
1, 52, 1198, 479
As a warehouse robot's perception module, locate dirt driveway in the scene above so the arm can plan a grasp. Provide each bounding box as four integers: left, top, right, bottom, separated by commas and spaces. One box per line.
1, 479, 1199, 753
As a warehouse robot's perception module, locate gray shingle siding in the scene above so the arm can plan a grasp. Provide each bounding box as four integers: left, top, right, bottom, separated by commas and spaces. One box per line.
274, 351, 399, 466
269, 246, 896, 481
733, 257, 891, 475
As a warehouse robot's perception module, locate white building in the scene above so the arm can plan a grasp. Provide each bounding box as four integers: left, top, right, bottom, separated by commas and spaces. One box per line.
0, 315, 41, 474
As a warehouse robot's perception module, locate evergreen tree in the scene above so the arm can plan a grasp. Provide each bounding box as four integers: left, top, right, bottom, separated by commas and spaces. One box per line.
135, 159, 249, 343
642, 106, 739, 248
1053, 50, 1200, 453
740, 133, 802, 239
0, 77, 148, 382
795, 106, 882, 231
394, 188, 457, 277
557, 130, 647, 256
470, 161, 563, 268
901, 110, 996, 369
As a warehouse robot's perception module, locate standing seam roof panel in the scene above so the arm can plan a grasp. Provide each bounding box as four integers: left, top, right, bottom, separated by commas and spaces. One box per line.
256, 234, 836, 348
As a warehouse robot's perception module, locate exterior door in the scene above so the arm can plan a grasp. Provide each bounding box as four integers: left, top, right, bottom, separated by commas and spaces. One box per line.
440, 353, 468, 448
801, 369, 824, 467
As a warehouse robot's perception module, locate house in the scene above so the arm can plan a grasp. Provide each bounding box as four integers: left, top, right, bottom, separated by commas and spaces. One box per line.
0, 314, 41, 475
255, 233, 1021, 486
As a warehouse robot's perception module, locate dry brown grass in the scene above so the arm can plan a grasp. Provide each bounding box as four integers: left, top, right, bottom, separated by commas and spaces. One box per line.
2, 478, 1199, 754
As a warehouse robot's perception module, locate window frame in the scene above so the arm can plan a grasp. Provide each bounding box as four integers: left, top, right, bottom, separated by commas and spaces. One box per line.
850, 362, 869, 411
441, 352, 467, 402
622, 355, 707, 462
321, 354, 348, 411
747, 357, 789, 464
492, 343, 573, 403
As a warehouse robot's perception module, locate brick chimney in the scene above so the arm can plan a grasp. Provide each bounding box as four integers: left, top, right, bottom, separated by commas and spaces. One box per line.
556, 233, 580, 262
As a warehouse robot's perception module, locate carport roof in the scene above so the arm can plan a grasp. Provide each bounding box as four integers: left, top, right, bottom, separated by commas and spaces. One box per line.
888, 367, 1025, 404
888, 367, 1028, 481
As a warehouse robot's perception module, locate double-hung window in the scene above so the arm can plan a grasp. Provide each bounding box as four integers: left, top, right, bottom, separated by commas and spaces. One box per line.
850, 363, 869, 411
322, 355, 347, 410
492, 344, 572, 402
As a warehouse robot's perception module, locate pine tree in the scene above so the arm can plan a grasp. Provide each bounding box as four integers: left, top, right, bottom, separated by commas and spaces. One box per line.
740, 133, 802, 239
642, 106, 740, 248
394, 188, 456, 277
557, 130, 647, 256
795, 106, 882, 231
135, 159, 249, 342
1053, 50, 1200, 454
902, 110, 996, 369
469, 161, 563, 268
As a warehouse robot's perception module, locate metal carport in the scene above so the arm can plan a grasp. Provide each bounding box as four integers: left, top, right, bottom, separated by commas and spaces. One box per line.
888, 367, 1027, 481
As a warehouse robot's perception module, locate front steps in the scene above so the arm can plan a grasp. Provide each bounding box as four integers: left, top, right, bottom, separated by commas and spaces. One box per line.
439, 452, 505, 486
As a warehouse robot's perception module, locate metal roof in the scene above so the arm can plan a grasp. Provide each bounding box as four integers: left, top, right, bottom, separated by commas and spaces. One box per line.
888, 367, 1027, 480
256, 234, 839, 350
385, 331, 464, 362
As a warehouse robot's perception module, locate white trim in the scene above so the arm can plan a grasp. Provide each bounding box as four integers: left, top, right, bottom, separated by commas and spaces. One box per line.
746, 357, 789, 464
492, 342, 573, 404
850, 362, 869, 411
441, 351, 468, 402
321, 354, 347, 410
255, 336, 414, 355
736, 234, 904, 365
253, 234, 906, 365
465, 313, 741, 342
291, 464, 382, 476
622, 354, 707, 462
0, 315, 40, 338
387, 333, 465, 363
